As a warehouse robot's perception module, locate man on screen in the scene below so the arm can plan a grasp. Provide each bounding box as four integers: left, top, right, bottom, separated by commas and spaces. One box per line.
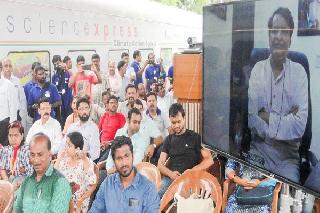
248, 7, 308, 183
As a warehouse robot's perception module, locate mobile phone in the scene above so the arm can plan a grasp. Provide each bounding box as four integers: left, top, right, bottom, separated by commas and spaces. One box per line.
82, 64, 91, 70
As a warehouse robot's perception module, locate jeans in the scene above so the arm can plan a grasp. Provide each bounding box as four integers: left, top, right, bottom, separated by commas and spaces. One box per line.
158, 176, 172, 199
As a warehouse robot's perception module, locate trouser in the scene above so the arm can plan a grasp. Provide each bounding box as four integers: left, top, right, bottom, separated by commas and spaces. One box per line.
98, 148, 111, 163
150, 144, 163, 165
158, 176, 173, 199
0, 117, 10, 146
25, 115, 34, 136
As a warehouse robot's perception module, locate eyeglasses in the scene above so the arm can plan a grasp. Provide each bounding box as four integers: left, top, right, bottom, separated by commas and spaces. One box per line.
3, 64, 12, 68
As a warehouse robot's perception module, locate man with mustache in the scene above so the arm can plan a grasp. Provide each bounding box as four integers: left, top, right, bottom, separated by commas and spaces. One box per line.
90, 136, 160, 213
27, 66, 62, 122
157, 103, 214, 198
14, 133, 72, 213
64, 96, 100, 161
26, 98, 62, 155
248, 7, 308, 183
118, 84, 147, 116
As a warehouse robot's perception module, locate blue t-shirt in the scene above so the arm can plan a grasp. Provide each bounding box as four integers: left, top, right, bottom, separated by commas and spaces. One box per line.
145, 64, 161, 91
52, 71, 72, 113
131, 61, 143, 85
24, 80, 37, 102
27, 82, 61, 121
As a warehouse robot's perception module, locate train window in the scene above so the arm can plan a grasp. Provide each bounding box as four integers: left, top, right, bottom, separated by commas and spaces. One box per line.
68, 50, 96, 70
7, 51, 50, 86
160, 48, 173, 72
108, 49, 129, 66
139, 48, 154, 61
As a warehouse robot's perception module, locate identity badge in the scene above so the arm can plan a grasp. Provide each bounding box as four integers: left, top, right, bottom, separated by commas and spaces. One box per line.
129, 198, 139, 207
45, 91, 51, 98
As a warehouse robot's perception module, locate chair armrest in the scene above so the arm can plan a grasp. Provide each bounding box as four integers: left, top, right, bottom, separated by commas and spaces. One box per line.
222, 179, 230, 213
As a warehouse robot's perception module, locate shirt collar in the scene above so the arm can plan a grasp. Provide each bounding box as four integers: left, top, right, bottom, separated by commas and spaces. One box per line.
32, 163, 54, 178
114, 168, 140, 189
146, 108, 161, 118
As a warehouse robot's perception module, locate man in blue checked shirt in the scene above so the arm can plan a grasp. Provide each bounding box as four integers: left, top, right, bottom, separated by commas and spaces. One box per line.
89, 136, 160, 213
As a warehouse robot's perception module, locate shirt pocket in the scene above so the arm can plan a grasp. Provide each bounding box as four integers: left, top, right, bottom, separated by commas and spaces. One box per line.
0, 91, 7, 108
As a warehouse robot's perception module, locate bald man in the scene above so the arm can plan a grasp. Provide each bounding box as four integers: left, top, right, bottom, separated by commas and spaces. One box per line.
14, 133, 72, 213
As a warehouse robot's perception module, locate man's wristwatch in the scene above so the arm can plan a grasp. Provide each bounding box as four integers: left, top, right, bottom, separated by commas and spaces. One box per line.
152, 143, 157, 149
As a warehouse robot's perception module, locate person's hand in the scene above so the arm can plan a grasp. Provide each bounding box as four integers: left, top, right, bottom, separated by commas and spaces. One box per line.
32, 103, 39, 109
245, 179, 261, 189
289, 105, 299, 115
235, 177, 251, 189
169, 171, 181, 180
144, 144, 155, 159
76, 150, 87, 160
13, 180, 23, 191
258, 108, 270, 124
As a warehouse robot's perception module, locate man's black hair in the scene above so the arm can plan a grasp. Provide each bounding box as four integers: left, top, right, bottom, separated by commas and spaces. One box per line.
76, 55, 85, 64
91, 53, 100, 60
76, 96, 90, 109
35, 66, 45, 74
146, 92, 157, 101
268, 7, 294, 37
121, 52, 129, 59
31, 132, 52, 151
111, 136, 133, 160
52, 55, 62, 64
128, 107, 141, 121
38, 97, 50, 106
148, 52, 154, 59
117, 60, 127, 70
63, 56, 71, 63
133, 50, 141, 59
134, 99, 143, 106
125, 84, 137, 94
169, 103, 185, 118
32, 62, 41, 70
107, 95, 118, 103
67, 131, 84, 150
102, 89, 111, 98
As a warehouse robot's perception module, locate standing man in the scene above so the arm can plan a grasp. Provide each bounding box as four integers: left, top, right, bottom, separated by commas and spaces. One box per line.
0, 61, 18, 146
107, 60, 121, 98
91, 53, 107, 106
65, 96, 100, 161
52, 55, 72, 127
248, 7, 308, 183
131, 50, 148, 86
14, 133, 72, 213
117, 60, 131, 102
28, 66, 61, 122
26, 98, 62, 155
145, 53, 163, 92
90, 136, 160, 213
1, 58, 27, 130
68, 55, 101, 100
137, 83, 147, 101
121, 52, 136, 83
157, 103, 214, 198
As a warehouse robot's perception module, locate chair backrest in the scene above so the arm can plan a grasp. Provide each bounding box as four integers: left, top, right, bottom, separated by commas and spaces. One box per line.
160, 170, 222, 213
136, 162, 161, 192
0, 180, 14, 213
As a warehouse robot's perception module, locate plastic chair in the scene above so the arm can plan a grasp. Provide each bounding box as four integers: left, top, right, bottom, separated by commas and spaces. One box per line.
0, 180, 14, 213
160, 170, 222, 213
222, 178, 282, 213
136, 162, 161, 192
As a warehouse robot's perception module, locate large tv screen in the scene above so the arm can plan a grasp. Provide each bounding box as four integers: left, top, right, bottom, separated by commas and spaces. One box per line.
203, 0, 320, 196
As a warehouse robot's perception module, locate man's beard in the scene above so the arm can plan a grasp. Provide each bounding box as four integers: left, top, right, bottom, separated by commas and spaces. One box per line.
119, 165, 134, 177
39, 78, 46, 84
79, 114, 90, 122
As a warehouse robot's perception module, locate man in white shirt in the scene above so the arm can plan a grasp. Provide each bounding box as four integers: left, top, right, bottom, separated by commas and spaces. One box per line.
26, 98, 62, 155
107, 61, 121, 97
118, 84, 147, 117
121, 52, 136, 83
2, 58, 27, 130
64, 96, 100, 161
0, 62, 18, 146
117, 60, 131, 102
156, 82, 175, 116
248, 7, 308, 183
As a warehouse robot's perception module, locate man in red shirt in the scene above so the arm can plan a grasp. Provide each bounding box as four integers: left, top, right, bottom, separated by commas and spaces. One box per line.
68, 55, 102, 99
98, 95, 126, 161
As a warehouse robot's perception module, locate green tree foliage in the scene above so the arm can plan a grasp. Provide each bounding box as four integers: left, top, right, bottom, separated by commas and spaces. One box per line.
154, 0, 212, 14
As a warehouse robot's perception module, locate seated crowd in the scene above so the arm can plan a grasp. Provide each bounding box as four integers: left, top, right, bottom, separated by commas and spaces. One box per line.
0, 51, 283, 213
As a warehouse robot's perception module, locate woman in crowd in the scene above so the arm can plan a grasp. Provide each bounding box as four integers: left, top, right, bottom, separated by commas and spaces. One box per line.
225, 159, 277, 213
55, 131, 96, 212
63, 95, 80, 135
0, 121, 33, 182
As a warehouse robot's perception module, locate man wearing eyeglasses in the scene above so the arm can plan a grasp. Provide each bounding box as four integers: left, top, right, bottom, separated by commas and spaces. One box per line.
26, 98, 62, 155
0, 59, 18, 146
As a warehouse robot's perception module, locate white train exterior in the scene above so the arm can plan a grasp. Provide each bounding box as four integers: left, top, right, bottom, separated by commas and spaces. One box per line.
0, 0, 201, 83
